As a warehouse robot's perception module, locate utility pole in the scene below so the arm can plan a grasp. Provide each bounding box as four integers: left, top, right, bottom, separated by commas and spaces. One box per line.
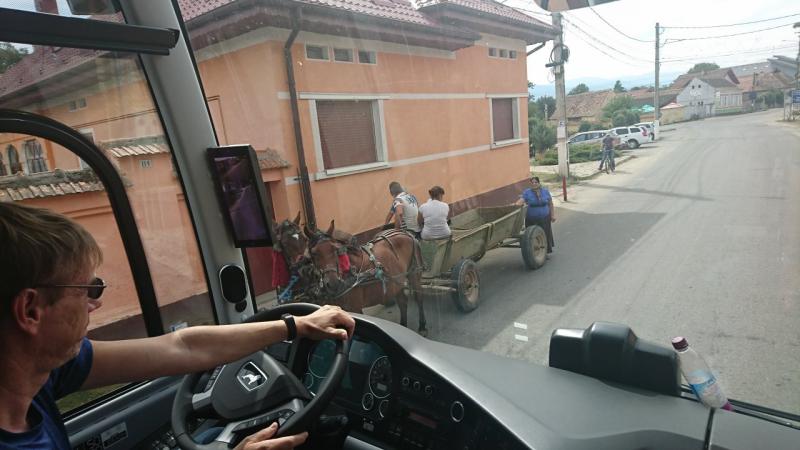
552, 12, 568, 201
653, 22, 660, 140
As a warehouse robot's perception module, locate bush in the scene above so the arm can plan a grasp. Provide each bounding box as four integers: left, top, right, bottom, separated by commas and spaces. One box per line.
529, 116, 556, 156
533, 143, 621, 166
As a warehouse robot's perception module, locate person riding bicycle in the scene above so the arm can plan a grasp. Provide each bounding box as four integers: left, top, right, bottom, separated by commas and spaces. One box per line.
599, 133, 616, 173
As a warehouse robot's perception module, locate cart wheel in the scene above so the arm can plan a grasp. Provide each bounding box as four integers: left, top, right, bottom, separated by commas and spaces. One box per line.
521, 225, 547, 270
451, 259, 480, 312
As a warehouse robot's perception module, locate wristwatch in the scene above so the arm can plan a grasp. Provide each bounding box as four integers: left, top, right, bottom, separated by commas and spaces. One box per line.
281, 313, 297, 341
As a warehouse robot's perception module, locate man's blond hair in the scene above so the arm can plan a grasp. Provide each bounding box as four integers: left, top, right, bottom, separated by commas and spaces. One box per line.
0, 202, 102, 312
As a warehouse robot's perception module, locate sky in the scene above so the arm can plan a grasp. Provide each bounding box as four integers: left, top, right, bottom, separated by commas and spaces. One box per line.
510, 0, 800, 89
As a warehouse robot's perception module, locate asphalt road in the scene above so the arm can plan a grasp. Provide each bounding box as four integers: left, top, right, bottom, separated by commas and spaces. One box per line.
370, 109, 800, 414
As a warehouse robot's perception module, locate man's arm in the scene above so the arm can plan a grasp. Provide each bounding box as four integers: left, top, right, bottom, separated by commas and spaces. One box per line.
384, 210, 394, 224
549, 198, 556, 222
393, 205, 404, 229
83, 305, 354, 389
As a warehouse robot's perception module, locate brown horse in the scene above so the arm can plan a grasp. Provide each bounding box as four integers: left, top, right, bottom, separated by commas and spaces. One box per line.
306, 221, 427, 336
274, 212, 308, 266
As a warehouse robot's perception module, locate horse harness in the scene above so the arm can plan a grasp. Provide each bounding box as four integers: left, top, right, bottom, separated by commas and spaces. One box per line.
312, 229, 421, 300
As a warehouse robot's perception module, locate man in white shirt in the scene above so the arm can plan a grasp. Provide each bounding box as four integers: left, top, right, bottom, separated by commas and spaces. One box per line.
418, 185, 451, 240
385, 181, 421, 235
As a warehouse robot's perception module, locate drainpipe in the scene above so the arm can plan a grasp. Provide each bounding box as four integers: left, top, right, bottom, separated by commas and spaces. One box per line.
284, 7, 317, 229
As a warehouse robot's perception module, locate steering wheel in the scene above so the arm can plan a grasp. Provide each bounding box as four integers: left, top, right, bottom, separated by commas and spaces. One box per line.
172, 303, 350, 449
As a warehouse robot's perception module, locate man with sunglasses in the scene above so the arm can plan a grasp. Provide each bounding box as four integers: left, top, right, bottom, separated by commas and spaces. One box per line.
0, 203, 355, 449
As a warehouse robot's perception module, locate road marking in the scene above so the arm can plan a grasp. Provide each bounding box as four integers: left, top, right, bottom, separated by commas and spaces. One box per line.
513, 322, 528, 330
514, 334, 529, 342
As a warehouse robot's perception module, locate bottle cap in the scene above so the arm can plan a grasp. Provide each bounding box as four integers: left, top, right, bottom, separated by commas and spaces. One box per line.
671, 336, 688, 350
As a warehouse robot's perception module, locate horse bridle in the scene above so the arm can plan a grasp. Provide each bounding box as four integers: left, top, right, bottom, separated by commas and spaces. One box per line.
276, 220, 309, 269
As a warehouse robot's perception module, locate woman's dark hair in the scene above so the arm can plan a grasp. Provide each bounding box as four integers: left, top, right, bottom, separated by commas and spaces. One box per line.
429, 185, 445, 199
531, 176, 540, 183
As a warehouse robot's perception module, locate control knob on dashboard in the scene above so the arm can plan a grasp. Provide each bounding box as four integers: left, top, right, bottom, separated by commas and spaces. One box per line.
424, 385, 433, 396
362, 393, 375, 411
412, 381, 421, 391
402, 376, 410, 387
450, 401, 465, 423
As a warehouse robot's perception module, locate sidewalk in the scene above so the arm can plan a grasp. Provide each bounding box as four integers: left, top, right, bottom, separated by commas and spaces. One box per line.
532, 153, 635, 179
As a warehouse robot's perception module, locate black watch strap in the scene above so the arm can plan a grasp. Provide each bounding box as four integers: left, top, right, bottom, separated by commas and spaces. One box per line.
281, 313, 297, 341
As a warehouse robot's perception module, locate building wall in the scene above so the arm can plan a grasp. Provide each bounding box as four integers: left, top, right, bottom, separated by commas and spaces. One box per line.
194, 29, 531, 232
676, 79, 716, 119
7, 25, 533, 318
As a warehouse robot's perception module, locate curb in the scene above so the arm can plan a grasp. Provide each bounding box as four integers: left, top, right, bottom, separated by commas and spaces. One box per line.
544, 155, 636, 200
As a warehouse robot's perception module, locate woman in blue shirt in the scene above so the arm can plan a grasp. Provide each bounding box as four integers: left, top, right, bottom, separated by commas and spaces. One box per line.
516, 176, 555, 255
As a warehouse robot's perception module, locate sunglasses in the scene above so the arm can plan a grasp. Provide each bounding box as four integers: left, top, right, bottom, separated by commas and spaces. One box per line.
37, 277, 107, 300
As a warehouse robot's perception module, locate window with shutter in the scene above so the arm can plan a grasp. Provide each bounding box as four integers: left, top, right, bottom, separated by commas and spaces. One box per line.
7, 145, 22, 174
491, 98, 515, 143
317, 100, 378, 170
24, 139, 48, 173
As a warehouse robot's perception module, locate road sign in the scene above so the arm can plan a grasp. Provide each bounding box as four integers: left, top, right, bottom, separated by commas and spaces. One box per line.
792, 90, 800, 104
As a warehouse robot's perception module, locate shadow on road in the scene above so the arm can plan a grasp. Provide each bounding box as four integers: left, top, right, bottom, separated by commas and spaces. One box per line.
367, 208, 666, 350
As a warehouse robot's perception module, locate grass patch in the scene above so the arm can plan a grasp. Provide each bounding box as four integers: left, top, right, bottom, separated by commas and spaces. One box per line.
532, 143, 620, 166
57, 383, 127, 414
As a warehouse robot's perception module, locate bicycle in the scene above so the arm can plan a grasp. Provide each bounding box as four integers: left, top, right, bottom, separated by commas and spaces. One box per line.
598, 150, 616, 174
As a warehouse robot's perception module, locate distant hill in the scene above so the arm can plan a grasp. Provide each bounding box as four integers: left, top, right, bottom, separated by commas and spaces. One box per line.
529, 70, 683, 99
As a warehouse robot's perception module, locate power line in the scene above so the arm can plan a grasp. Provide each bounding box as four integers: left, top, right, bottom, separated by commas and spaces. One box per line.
566, 10, 652, 52
561, 21, 650, 68
508, 1, 552, 18
562, 17, 652, 64
665, 22, 797, 43
588, 7, 654, 43
662, 12, 800, 29
662, 45, 797, 63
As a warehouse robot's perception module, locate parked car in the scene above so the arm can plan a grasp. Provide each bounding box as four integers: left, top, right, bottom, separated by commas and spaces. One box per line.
635, 122, 655, 141
609, 126, 648, 149
567, 130, 607, 147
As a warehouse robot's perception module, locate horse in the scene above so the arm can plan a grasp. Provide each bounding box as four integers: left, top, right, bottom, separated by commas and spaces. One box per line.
272, 212, 319, 303
272, 213, 355, 304
306, 220, 428, 336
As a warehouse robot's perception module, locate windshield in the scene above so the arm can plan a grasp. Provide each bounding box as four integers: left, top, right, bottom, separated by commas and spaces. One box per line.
175, 0, 799, 414
1, 0, 798, 416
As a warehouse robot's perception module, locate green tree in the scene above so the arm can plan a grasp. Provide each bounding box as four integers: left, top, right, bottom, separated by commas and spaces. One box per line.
773, 90, 785, 107
568, 83, 590, 95
578, 121, 592, 132
535, 95, 556, 119
613, 80, 626, 93
0, 43, 29, 74
528, 116, 556, 156
527, 81, 535, 102
602, 95, 636, 120
611, 110, 640, 127
687, 62, 719, 74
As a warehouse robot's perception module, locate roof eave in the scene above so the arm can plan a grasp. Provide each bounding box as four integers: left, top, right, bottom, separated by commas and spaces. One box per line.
415, 3, 556, 44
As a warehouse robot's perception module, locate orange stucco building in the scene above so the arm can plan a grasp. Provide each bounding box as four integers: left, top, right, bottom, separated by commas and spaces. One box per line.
0, 0, 554, 332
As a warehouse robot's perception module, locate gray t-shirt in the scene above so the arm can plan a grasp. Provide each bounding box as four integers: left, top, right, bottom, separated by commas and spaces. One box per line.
391, 192, 421, 232
419, 199, 451, 240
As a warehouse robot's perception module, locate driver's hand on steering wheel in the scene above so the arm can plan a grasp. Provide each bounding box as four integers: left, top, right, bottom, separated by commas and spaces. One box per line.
296, 305, 355, 341
235, 423, 307, 450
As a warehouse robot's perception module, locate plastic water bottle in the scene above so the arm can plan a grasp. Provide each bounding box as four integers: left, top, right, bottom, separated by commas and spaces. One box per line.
671, 337, 733, 411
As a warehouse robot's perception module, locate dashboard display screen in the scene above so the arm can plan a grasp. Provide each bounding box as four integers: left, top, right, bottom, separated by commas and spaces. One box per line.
306, 338, 391, 402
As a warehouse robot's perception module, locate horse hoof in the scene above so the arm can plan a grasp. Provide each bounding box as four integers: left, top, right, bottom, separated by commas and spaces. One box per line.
419, 329, 428, 338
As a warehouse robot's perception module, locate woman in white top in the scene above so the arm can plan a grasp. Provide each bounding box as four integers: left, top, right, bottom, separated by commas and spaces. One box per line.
418, 185, 451, 240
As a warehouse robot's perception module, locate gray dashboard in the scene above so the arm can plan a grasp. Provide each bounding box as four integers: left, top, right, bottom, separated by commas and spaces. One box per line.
352, 314, 799, 450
